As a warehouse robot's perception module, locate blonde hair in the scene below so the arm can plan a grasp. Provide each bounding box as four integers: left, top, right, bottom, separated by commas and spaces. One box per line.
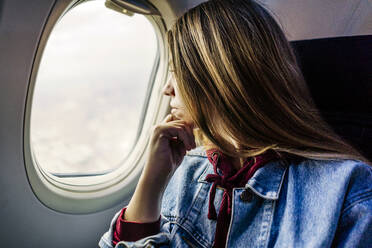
167, 0, 367, 162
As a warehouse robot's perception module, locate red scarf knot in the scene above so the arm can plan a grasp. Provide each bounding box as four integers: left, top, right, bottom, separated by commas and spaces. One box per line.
205, 148, 277, 248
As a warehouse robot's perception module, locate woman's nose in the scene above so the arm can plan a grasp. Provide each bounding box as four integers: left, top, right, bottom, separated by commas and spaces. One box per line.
162, 77, 175, 96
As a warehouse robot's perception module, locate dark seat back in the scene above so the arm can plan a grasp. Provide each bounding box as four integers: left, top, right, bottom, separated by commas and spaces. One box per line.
291, 35, 372, 161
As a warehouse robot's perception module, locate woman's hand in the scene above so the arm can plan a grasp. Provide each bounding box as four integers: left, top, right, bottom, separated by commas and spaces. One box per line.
124, 114, 196, 223
144, 114, 196, 182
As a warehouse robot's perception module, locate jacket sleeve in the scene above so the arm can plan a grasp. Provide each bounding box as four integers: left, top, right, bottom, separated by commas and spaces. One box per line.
113, 208, 161, 245
332, 196, 372, 248
98, 208, 172, 248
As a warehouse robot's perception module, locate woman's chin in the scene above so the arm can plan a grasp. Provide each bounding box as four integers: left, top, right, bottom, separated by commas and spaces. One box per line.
170, 110, 194, 127
171, 109, 185, 120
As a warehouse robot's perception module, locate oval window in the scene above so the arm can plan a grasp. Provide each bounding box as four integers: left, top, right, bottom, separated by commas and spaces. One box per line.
30, 0, 158, 176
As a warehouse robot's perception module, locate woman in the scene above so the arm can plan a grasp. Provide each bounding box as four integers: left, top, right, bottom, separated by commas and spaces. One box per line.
99, 0, 372, 247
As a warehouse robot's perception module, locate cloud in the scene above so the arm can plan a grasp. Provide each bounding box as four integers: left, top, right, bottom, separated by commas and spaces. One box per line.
31, 0, 158, 174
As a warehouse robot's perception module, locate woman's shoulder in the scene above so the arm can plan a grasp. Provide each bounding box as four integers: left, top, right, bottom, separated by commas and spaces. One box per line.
290, 157, 372, 183
288, 158, 372, 210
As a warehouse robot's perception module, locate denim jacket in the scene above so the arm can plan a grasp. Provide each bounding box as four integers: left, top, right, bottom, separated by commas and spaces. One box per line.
99, 147, 372, 248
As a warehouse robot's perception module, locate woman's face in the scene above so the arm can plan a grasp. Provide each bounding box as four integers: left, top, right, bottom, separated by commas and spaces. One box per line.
162, 73, 194, 126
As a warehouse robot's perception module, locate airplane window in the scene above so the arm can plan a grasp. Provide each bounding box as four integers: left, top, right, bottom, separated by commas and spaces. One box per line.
30, 0, 158, 176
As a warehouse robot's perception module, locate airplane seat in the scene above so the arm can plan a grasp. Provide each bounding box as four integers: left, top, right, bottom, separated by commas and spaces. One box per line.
290, 35, 372, 162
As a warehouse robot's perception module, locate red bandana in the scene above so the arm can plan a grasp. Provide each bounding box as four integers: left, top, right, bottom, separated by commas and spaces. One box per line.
205, 148, 277, 248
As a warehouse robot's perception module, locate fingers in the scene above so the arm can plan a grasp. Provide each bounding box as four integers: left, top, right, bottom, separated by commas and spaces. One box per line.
162, 114, 173, 123
173, 124, 195, 150
158, 114, 196, 151
174, 126, 192, 150
161, 126, 186, 150
161, 125, 195, 151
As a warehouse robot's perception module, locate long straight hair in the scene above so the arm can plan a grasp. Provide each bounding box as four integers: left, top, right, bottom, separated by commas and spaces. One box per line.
167, 0, 367, 162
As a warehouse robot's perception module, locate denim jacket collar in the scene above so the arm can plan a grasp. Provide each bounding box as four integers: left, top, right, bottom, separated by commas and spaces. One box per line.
244, 160, 287, 200
196, 150, 287, 200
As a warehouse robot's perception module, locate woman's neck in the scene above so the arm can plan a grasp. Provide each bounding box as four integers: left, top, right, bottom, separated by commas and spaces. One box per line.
231, 157, 245, 171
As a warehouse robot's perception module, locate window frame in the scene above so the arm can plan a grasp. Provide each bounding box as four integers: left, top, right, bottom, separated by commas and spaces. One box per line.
24, 0, 171, 214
